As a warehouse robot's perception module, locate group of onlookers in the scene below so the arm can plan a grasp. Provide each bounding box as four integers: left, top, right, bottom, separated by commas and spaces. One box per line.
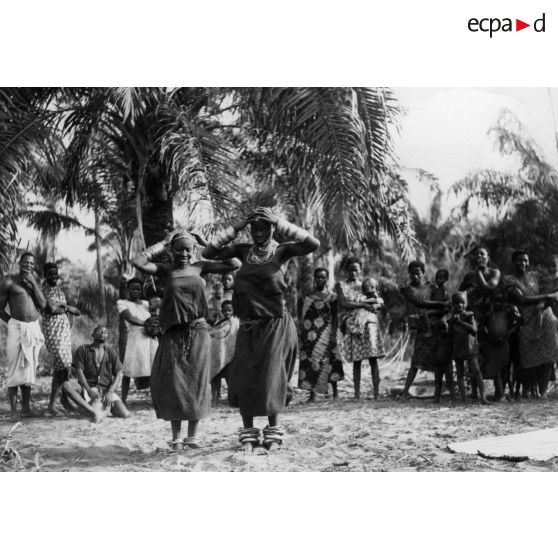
3, 224, 558, 450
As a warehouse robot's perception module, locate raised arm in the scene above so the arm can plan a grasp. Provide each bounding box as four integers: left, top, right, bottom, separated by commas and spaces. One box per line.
476, 267, 501, 289
133, 240, 167, 275
257, 208, 320, 259
201, 219, 247, 261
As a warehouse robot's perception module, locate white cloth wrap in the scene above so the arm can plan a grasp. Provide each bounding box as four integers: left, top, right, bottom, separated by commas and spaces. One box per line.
6, 318, 44, 387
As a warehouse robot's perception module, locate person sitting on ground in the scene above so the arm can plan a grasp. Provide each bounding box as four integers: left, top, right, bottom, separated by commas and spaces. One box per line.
209, 300, 239, 405
0, 252, 47, 420
481, 290, 522, 401
442, 292, 489, 404
61, 325, 130, 423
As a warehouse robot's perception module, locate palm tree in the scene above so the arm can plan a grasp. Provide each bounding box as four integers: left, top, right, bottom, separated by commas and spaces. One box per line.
1, 87, 414, 286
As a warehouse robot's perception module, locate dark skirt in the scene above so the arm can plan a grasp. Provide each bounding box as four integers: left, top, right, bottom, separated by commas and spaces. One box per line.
410, 331, 437, 372
150, 323, 211, 421
229, 313, 297, 417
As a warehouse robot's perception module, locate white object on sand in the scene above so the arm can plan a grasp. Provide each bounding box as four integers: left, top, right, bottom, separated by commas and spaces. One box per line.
448, 427, 558, 461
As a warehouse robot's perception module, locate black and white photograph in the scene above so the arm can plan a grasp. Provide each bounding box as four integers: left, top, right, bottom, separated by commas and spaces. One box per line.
3, 86, 558, 472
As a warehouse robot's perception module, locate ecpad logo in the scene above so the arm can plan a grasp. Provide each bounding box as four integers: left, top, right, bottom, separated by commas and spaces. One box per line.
468, 13, 546, 37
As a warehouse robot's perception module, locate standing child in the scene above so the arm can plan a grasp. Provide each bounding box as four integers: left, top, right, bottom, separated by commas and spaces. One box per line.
424, 269, 450, 336
209, 300, 239, 404
207, 281, 225, 325
481, 291, 522, 401
445, 292, 489, 404
144, 296, 163, 342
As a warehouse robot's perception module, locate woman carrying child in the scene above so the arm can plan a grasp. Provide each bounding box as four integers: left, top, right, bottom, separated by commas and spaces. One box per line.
117, 278, 159, 403
400, 261, 448, 398
503, 250, 558, 399
298, 267, 344, 401
335, 257, 385, 400
202, 207, 319, 451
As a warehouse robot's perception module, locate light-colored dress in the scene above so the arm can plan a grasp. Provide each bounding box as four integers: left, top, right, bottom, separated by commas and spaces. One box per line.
210, 316, 239, 379
117, 299, 158, 378
42, 284, 72, 369
336, 280, 385, 362
503, 272, 558, 369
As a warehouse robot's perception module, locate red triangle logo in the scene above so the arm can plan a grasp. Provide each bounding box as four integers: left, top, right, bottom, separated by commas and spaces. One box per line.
516, 19, 530, 31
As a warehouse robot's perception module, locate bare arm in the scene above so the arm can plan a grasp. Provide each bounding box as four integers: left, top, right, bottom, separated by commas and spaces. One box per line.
74, 366, 96, 399
0, 280, 12, 323
507, 286, 555, 306
24, 273, 47, 312
197, 258, 242, 275
402, 287, 447, 310
120, 309, 146, 326
133, 239, 169, 275
105, 370, 123, 398
455, 313, 477, 336
476, 267, 501, 289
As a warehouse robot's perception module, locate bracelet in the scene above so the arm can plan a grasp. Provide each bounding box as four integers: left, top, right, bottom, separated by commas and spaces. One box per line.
139, 241, 166, 262
275, 218, 310, 242
211, 226, 237, 249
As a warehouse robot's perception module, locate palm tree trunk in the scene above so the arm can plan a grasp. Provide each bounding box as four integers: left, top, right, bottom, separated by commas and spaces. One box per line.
142, 165, 173, 246
94, 208, 108, 323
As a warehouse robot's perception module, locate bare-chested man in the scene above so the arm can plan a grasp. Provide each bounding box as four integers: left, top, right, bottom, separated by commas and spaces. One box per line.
0, 252, 47, 420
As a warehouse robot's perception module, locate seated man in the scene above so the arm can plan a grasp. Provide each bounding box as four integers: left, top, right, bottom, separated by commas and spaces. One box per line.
62, 325, 130, 423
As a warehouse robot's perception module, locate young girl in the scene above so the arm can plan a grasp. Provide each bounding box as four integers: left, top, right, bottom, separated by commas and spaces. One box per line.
117, 278, 158, 403
445, 292, 489, 404
481, 290, 522, 401
210, 300, 239, 404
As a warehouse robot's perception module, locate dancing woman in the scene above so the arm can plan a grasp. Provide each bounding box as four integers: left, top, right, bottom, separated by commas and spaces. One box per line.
133, 231, 240, 450
202, 208, 320, 451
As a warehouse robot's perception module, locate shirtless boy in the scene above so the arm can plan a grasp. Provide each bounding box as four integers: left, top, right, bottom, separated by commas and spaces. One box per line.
0, 252, 46, 420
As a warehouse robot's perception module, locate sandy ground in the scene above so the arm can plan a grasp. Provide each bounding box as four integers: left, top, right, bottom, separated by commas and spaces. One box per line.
2, 362, 558, 471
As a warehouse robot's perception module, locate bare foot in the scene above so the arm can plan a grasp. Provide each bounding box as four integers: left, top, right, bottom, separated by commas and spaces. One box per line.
480, 397, 492, 405
266, 442, 279, 452
21, 410, 37, 418
242, 442, 254, 452
45, 406, 64, 417
10, 411, 19, 422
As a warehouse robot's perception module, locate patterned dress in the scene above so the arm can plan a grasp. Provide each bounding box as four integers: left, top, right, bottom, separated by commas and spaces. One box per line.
336, 280, 385, 363
298, 290, 344, 394
503, 272, 558, 369
42, 284, 72, 370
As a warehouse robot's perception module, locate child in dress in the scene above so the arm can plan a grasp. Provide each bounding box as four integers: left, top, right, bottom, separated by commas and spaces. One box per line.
144, 296, 162, 341
424, 269, 450, 336
344, 277, 384, 335
481, 290, 522, 401
444, 292, 489, 404
210, 300, 239, 404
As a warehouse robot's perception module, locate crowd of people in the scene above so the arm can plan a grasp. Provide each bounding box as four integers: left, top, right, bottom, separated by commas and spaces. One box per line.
2, 210, 558, 451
